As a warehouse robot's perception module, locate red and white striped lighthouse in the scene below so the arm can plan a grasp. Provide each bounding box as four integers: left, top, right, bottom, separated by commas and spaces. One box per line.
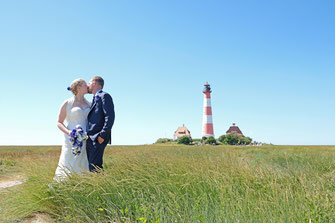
202, 82, 214, 137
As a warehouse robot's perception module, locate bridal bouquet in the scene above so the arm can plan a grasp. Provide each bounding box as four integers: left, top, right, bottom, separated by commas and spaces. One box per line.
68, 125, 88, 156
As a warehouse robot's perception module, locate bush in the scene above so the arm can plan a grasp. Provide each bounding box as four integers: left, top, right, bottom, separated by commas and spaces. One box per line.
239, 136, 252, 145
155, 138, 173, 144
220, 134, 252, 145
218, 135, 226, 143
206, 136, 217, 145
223, 133, 240, 145
177, 136, 192, 145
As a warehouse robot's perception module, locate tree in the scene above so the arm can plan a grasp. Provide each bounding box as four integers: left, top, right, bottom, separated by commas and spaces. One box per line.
177, 136, 192, 145
220, 133, 253, 145
245, 137, 252, 144
218, 135, 226, 143
224, 133, 240, 145
239, 136, 252, 145
201, 136, 207, 143
206, 136, 216, 145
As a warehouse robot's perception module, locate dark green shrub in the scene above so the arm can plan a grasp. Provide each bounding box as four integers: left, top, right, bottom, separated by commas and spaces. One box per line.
220, 134, 253, 145
224, 133, 240, 145
239, 136, 252, 145
206, 136, 217, 145
177, 136, 192, 145
218, 135, 226, 143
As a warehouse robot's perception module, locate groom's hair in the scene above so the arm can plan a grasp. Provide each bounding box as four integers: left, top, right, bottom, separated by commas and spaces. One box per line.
92, 76, 104, 88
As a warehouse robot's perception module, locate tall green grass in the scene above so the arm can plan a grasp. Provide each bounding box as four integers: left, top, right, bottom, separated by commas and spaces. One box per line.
1, 145, 335, 222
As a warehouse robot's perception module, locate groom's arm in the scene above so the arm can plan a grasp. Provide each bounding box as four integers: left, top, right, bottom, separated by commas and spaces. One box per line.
99, 93, 115, 141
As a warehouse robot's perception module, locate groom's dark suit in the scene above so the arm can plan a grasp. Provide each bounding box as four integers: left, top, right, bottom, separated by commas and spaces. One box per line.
87, 90, 115, 171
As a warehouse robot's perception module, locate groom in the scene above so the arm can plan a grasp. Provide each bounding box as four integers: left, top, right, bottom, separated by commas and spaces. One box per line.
87, 76, 115, 172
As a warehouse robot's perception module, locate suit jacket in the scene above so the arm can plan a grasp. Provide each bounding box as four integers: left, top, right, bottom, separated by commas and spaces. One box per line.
87, 91, 115, 144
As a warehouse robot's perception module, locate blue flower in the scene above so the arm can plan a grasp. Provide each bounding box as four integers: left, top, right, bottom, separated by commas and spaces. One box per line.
68, 125, 88, 156
69, 131, 76, 138
94, 90, 103, 103
94, 95, 100, 103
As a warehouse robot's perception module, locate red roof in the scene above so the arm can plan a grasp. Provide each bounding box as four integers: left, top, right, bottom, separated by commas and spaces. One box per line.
226, 125, 243, 135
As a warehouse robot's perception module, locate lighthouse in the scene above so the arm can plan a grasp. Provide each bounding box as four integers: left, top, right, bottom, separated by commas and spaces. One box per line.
202, 82, 214, 138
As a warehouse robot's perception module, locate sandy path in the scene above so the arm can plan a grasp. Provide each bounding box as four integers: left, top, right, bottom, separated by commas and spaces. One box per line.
0, 174, 26, 189
21, 213, 55, 223
0, 175, 54, 222
0, 179, 26, 189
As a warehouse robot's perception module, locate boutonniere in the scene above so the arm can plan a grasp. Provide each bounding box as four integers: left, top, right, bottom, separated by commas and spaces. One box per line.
94, 90, 103, 103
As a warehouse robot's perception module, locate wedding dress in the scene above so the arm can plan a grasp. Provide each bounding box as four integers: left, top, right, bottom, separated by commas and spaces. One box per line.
54, 96, 90, 182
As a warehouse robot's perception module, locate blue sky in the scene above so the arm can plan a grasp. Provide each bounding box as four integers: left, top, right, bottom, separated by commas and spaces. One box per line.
0, 0, 334, 145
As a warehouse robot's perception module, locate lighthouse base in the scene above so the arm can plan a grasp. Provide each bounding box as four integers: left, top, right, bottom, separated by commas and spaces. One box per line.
202, 134, 214, 138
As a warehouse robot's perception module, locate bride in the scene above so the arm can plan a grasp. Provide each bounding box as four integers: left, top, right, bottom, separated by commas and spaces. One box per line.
54, 78, 91, 181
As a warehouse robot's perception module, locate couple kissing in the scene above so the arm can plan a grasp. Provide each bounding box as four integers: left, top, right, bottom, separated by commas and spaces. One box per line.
54, 76, 115, 182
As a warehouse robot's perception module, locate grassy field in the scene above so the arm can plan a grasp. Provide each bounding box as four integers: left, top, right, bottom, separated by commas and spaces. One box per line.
0, 145, 334, 222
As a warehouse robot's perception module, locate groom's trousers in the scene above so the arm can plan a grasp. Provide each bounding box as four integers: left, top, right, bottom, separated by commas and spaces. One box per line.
86, 138, 108, 172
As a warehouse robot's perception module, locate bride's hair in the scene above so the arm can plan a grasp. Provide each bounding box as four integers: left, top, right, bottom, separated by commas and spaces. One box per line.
69, 78, 85, 95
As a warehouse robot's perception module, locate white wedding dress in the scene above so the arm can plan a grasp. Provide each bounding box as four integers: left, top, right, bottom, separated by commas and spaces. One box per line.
54, 97, 90, 182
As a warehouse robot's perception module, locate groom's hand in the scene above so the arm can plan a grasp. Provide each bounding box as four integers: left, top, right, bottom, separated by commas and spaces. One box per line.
97, 136, 105, 144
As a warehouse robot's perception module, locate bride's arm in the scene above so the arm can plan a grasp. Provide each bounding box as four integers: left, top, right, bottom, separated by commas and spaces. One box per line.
57, 101, 70, 135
